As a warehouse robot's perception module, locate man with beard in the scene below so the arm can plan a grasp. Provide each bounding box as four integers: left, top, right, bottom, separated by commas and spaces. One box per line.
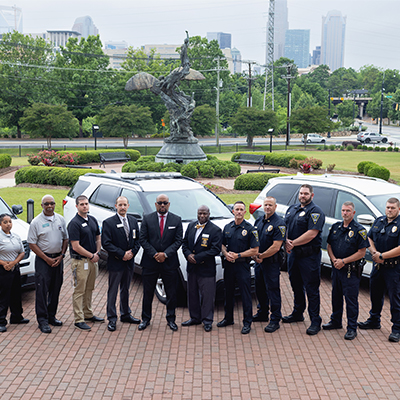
138, 194, 183, 331
283, 184, 325, 335
28, 195, 68, 334
358, 197, 400, 342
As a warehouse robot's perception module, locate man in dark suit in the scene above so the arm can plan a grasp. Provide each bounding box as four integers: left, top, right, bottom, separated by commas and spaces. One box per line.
101, 196, 141, 332
182, 205, 222, 332
138, 194, 183, 331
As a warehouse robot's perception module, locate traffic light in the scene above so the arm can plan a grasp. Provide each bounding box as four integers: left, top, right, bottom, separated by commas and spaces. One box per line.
161, 118, 165, 127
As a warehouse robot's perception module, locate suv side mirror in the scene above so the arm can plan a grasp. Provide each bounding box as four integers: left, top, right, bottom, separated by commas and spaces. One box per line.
357, 214, 375, 226
12, 204, 23, 215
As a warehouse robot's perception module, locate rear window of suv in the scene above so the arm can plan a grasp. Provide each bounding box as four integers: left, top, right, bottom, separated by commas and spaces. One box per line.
68, 180, 91, 199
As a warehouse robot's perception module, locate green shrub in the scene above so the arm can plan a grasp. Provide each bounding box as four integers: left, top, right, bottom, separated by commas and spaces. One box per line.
362, 145, 367, 150
234, 173, 283, 191
57, 149, 140, 164
363, 162, 379, 175
374, 146, 380, 151
181, 163, 198, 179
367, 146, 374, 151
329, 144, 335, 151
213, 163, 229, 178
0, 154, 11, 169
304, 157, 323, 169
161, 163, 182, 172
357, 145, 362, 150
316, 146, 322, 151
15, 166, 105, 186
135, 155, 156, 164
198, 164, 214, 178
230, 152, 307, 168
206, 155, 218, 160
340, 146, 344, 151
357, 161, 372, 174
150, 132, 170, 138
225, 161, 241, 177
380, 147, 386, 151
395, 147, 399, 152
388, 146, 393, 152
289, 158, 302, 169
346, 145, 354, 151
367, 165, 390, 181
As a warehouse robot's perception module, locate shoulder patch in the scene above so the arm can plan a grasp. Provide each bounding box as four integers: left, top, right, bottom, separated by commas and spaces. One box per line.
359, 229, 367, 240
278, 226, 286, 237
252, 230, 259, 240
311, 213, 320, 224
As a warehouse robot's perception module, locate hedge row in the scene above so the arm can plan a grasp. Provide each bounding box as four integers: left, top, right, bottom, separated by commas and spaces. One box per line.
0, 154, 11, 169
15, 166, 105, 187
357, 161, 390, 181
57, 149, 141, 165
122, 156, 241, 179
234, 173, 285, 191
231, 152, 307, 167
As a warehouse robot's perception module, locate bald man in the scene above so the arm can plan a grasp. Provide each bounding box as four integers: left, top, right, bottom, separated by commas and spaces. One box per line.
28, 195, 68, 334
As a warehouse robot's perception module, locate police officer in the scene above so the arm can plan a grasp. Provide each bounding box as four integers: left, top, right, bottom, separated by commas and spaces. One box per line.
253, 196, 286, 333
217, 201, 259, 334
323, 201, 368, 340
358, 197, 400, 342
283, 184, 325, 335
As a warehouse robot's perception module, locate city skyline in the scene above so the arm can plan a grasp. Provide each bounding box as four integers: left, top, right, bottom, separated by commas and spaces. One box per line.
0, 0, 399, 71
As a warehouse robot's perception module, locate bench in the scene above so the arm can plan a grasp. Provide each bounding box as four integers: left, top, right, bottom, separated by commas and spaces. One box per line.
246, 168, 280, 174
65, 165, 92, 169
234, 154, 265, 169
99, 152, 131, 168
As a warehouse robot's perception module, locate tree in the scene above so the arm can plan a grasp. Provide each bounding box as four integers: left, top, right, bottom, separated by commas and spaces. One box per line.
20, 103, 79, 148
290, 106, 334, 148
53, 35, 112, 137
336, 100, 355, 126
98, 104, 155, 148
230, 107, 278, 147
307, 65, 330, 89
190, 105, 216, 136
328, 67, 358, 95
0, 32, 54, 138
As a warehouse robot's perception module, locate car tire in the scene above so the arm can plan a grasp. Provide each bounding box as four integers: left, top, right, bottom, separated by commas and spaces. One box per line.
155, 274, 187, 306
365, 138, 371, 143
307, 139, 311, 143
321, 139, 325, 143
382, 138, 388, 143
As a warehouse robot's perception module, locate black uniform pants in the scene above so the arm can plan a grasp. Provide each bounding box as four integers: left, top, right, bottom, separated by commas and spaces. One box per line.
223, 260, 252, 326
0, 266, 23, 326
254, 263, 269, 317
368, 263, 400, 333
331, 266, 360, 330
35, 256, 63, 325
287, 251, 322, 326
141, 265, 177, 323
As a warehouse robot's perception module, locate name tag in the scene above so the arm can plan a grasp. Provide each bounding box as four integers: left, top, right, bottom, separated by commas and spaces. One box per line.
202, 234, 209, 238
82, 223, 87, 227
84, 262, 88, 270
42, 223, 50, 228
132, 229, 136, 239
116, 224, 123, 228
168, 226, 176, 229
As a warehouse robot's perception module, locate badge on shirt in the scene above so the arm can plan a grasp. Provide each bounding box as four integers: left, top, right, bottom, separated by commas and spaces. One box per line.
299, 211, 306, 217
311, 213, 320, 224
168, 226, 176, 229
117, 223, 123, 228
42, 223, 50, 228
348, 230, 354, 238
393, 226, 398, 233
278, 226, 286, 237
242, 229, 248, 236
359, 229, 367, 240
201, 236, 209, 247
132, 229, 136, 239
82, 223, 88, 227
58, 225, 63, 231
267, 225, 273, 232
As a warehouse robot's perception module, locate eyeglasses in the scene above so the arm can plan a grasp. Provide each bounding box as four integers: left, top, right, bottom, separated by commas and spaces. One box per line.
43, 202, 55, 206
157, 201, 169, 205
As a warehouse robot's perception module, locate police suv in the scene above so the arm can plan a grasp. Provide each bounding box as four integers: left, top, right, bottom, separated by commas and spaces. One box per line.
249, 173, 400, 277
63, 172, 234, 303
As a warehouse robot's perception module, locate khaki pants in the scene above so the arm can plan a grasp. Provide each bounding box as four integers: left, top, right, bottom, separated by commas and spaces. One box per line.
71, 258, 98, 323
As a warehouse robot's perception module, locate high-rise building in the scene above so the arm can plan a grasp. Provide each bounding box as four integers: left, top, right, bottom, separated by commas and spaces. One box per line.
0, 5, 22, 34
231, 47, 242, 74
72, 16, 99, 39
284, 29, 310, 68
274, 0, 289, 61
104, 40, 128, 50
46, 30, 81, 50
312, 46, 321, 65
206, 32, 231, 49
321, 10, 346, 71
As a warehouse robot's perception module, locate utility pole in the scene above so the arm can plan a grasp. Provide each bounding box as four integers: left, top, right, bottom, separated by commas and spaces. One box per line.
379, 72, 385, 135
215, 56, 220, 146
281, 64, 294, 147
243, 60, 256, 107
328, 89, 331, 138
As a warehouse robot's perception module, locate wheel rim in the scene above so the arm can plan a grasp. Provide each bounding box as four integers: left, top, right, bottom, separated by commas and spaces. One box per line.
156, 278, 166, 300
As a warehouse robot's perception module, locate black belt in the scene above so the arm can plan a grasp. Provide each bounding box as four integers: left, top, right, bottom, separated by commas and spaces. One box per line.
44, 252, 61, 258
383, 258, 400, 267
71, 254, 85, 260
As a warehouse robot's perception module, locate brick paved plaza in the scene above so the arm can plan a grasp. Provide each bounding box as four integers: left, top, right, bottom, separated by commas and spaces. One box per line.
1, 257, 399, 400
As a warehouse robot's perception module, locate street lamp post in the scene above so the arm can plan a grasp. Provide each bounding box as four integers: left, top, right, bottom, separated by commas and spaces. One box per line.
379, 72, 385, 135
92, 125, 99, 150
268, 128, 274, 153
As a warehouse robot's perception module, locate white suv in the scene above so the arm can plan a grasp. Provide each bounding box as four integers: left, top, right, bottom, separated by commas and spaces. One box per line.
249, 173, 400, 277
63, 172, 234, 303
357, 132, 388, 144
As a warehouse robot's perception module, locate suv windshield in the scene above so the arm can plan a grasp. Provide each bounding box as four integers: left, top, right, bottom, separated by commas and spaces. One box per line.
141, 189, 233, 222
367, 193, 400, 215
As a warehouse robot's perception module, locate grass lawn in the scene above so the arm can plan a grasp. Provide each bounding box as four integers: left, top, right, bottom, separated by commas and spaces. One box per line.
0, 187, 69, 222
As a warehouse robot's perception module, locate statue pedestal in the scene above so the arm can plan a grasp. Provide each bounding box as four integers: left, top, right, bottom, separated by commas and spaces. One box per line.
155, 138, 207, 164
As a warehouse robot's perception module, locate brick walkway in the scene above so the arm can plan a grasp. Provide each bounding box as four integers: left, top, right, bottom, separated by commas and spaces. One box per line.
0, 256, 399, 399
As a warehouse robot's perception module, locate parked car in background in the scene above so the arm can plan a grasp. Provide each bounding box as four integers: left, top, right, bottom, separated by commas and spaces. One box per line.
249, 173, 400, 278
357, 131, 388, 144
301, 134, 326, 143
0, 198, 36, 287
63, 172, 235, 303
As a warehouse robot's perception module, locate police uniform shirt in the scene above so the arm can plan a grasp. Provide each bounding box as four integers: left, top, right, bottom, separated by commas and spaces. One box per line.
67, 214, 100, 256
254, 213, 286, 255
27, 212, 68, 253
0, 229, 24, 263
327, 219, 368, 259
285, 201, 325, 247
368, 214, 400, 253
222, 219, 259, 261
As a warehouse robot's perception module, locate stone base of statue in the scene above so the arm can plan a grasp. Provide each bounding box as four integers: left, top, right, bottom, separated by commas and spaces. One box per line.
155, 137, 207, 164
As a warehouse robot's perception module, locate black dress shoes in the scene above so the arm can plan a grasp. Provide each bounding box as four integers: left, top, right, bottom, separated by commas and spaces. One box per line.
167, 321, 178, 331
120, 315, 141, 324
0, 325, 6, 332
75, 322, 91, 331
39, 324, 52, 334
217, 319, 234, 328
306, 324, 321, 336
182, 319, 201, 327
389, 332, 400, 342
322, 321, 342, 330
241, 325, 251, 334
204, 324, 212, 332
138, 320, 150, 331
108, 321, 116, 332
357, 320, 381, 330
282, 314, 304, 323
252, 313, 269, 322
85, 316, 104, 323
49, 318, 63, 326
10, 318, 30, 324
264, 322, 280, 333
344, 329, 357, 340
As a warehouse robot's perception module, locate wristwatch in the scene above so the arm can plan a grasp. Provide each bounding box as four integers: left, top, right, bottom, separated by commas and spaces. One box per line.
237, 253, 241, 259
379, 253, 384, 260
